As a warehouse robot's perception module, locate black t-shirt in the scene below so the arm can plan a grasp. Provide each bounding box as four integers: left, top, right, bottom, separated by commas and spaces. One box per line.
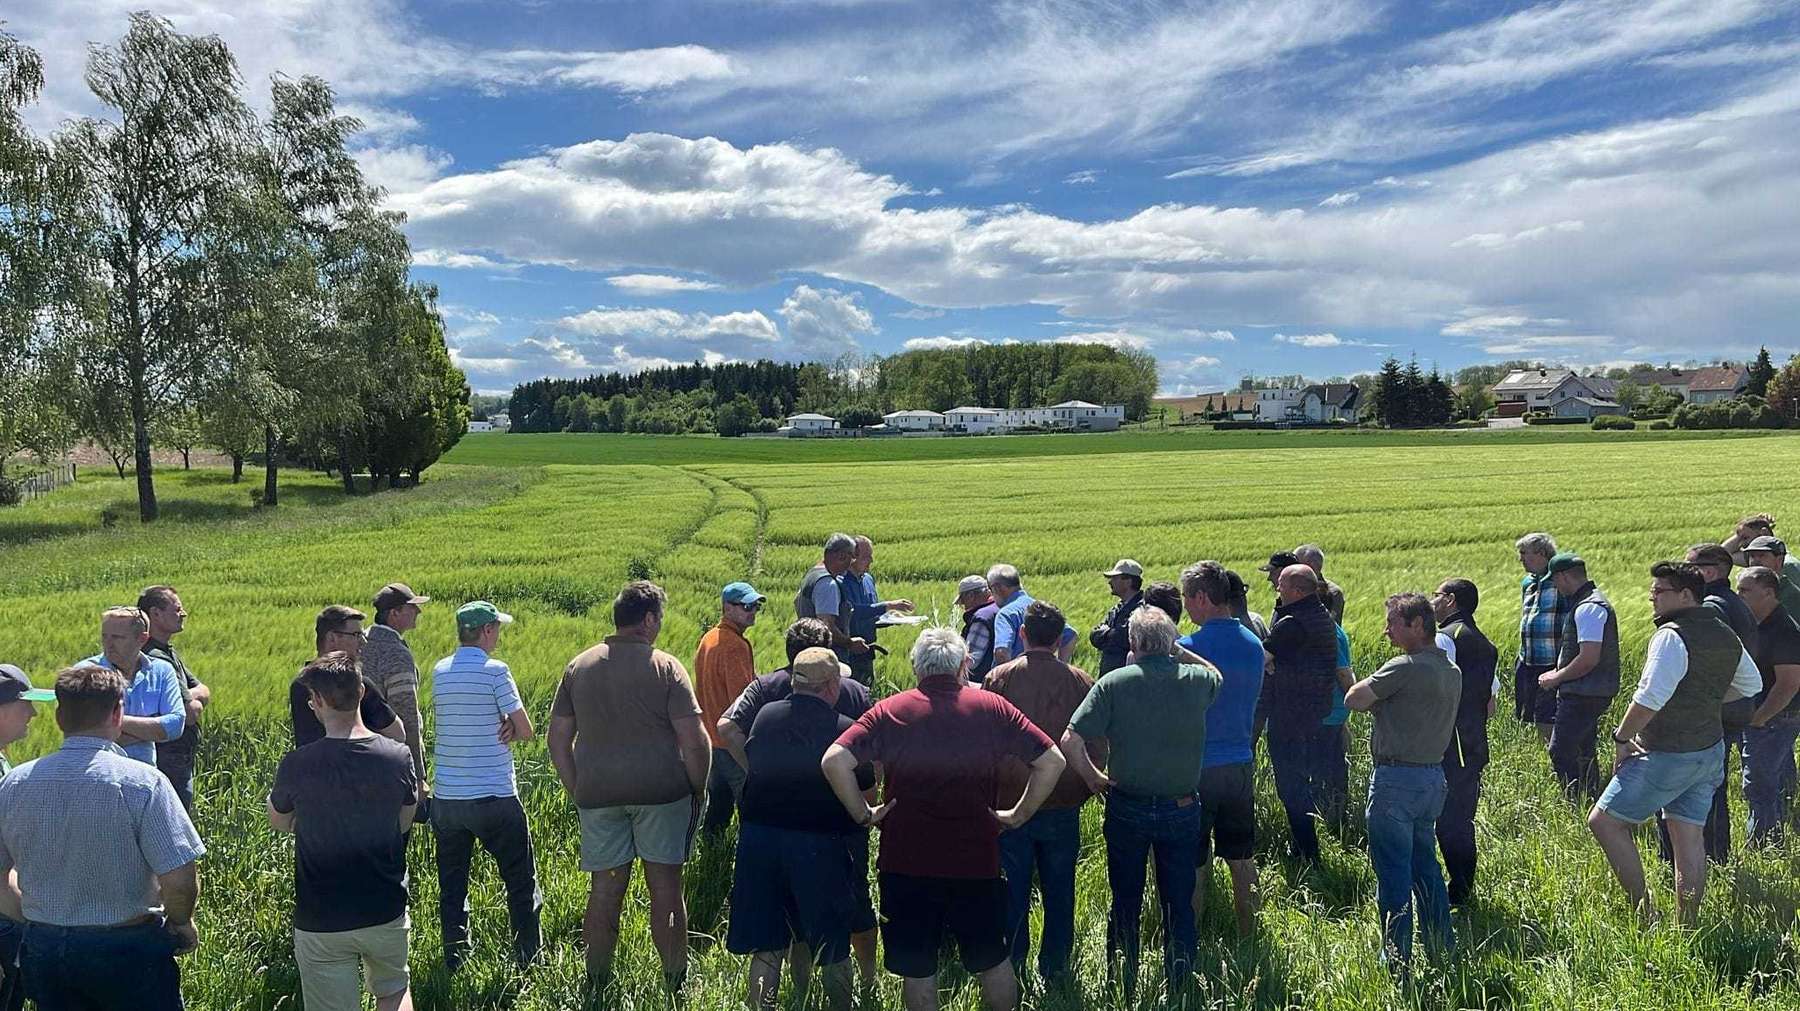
269, 735, 417, 932
1754, 607, 1800, 715
145, 639, 200, 756
724, 668, 872, 730
289, 672, 398, 748
739, 693, 875, 834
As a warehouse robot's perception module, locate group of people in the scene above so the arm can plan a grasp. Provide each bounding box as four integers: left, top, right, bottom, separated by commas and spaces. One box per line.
0, 514, 1797, 1011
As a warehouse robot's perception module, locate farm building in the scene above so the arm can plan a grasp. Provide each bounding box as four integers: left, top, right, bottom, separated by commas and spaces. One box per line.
882, 409, 946, 431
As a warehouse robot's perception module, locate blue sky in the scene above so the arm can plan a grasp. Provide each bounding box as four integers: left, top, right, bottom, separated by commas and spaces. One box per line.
14, 1, 1800, 394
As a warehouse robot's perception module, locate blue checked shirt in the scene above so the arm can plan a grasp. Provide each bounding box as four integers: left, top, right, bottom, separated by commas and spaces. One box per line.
0, 736, 205, 926
82, 653, 185, 765
1518, 573, 1568, 667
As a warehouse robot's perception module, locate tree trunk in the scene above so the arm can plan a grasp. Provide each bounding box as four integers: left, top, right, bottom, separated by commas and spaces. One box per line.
336, 434, 355, 495
181, 448, 190, 470
230, 453, 243, 483
263, 425, 280, 508
130, 377, 158, 522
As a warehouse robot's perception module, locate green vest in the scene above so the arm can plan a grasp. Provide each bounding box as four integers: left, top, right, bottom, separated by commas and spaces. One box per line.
1556, 583, 1621, 698
1640, 607, 1741, 753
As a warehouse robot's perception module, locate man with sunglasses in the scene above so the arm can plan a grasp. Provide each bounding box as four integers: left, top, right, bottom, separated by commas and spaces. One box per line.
289, 605, 405, 749
695, 582, 767, 838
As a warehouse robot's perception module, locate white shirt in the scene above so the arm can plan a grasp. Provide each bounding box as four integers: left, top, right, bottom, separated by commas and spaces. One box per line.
1436, 629, 1503, 698
1573, 600, 1609, 643
1631, 627, 1764, 710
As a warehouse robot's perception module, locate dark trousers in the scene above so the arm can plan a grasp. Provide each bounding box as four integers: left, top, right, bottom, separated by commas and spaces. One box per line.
1743, 713, 1800, 844
1549, 693, 1611, 804
1315, 723, 1351, 831
846, 654, 875, 688
1437, 741, 1487, 905
1268, 718, 1324, 860
998, 806, 1080, 978
433, 795, 542, 970
22, 920, 183, 1011
156, 750, 196, 816
702, 749, 748, 836
1102, 791, 1201, 996
1514, 661, 1553, 725
0, 918, 24, 1011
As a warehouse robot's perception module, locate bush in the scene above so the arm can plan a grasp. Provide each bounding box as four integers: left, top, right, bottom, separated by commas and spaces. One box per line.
1671, 395, 1787, 430
1650, 420, 1672, 430
1591, 415, 1636, 430
0, 475, 19, 507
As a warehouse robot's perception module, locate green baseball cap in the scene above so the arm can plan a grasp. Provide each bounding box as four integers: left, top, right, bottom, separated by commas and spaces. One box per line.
1546, 551, 1585, 575
0, 664, 55, 704
455, 600, 514, 632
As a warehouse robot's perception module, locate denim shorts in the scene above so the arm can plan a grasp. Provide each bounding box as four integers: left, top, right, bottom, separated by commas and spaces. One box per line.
1597, 740, 1725, 826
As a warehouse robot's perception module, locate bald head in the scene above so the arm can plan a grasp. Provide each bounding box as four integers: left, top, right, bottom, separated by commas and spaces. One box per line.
1277, 564, 1320, 604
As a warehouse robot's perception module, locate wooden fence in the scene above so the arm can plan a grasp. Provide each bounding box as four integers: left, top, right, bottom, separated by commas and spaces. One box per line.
11, 461, 76, 503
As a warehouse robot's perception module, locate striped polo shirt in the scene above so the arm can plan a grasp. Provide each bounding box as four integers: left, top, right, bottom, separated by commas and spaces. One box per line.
430, 646, 524, 800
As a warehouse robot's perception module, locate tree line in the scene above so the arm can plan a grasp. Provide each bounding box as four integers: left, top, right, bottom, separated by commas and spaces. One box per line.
0, 17, 468, 519
509, 344, 1160, 436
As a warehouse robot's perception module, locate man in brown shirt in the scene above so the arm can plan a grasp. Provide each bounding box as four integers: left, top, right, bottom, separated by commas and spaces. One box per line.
983, 600, 1105, 984
548, 580, 710, 994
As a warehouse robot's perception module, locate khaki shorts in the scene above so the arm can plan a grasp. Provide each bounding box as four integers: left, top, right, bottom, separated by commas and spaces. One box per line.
294, 913, 409, 1011
580, 796, 696, 870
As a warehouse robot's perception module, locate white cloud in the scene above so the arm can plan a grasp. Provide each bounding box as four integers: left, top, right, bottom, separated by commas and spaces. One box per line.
354, 143, 453, 194
903, 336, 987, 350
1273, 332, 1344, 348
1481, 334, 1617, 354
1054, 331, 1150, 351
1440, 312, 1571, 337
891, 307, 946, 320
411, 249, 520, 272
606, 273, 722, 295
1064, 169, 1100, 185
481, 44, 733, 92
1191, 329, 1238, 342
1451, 220, 1585, 250
555, 306, 781, 347
1318, 191, 1360, 208
778, 285, 877, 358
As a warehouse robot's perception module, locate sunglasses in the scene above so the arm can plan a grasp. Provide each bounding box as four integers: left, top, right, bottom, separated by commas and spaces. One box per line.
735, 600, 765, 611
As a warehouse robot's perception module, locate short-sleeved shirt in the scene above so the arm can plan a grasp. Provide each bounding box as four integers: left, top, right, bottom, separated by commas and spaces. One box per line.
0, 736, 205, 926
1179, 619, 1265, 767
269, 735, 416, 933
740, 693, 875, 834
725, 668, 872, 729
991, 589, 1075, 658
552, 636, 702, 808
290, 672, 398, 749
1366, 648, 1461, 765
430, 646, 525, 800
983, 651, 1102, 809
694, 623, 757, 748
1573, 601, 1610, 643
834, 675, 1054, 879
1068, 655, 1222, 797
1752, 606, 1800, 715
1324, 624, 1353, 727
82, 653, 184, 765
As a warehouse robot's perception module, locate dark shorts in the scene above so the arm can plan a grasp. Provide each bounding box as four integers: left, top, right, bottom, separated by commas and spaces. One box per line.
847, 830, 877, 934
727, 822, 859, 965
878, 872, 1009, 979
1197, 762, 1256, 864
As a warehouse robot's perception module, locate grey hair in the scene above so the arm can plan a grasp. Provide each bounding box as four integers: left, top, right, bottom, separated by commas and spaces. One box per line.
1127, 607, 1178, 657
1516, 532, 1557, 559
1293, 544, 1325, 567
1180, 561, 1232, 605
910, 625, 968, 680
824, 532, 856, 556
1738, 565, 1781, 594
853, 534, 873, 550
986, 563, 1021, 591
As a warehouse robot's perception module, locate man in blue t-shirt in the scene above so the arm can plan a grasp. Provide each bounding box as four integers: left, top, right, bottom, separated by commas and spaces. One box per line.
988, 563, 1077, 667
1178, 562, 1265, 936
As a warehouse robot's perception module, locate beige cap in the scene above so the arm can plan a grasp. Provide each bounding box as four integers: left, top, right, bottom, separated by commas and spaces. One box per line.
792, 647, 844, 689
1103, 559, 1144, 578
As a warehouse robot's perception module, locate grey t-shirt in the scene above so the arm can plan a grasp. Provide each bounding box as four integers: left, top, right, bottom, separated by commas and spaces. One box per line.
1367, 648, 1462, 765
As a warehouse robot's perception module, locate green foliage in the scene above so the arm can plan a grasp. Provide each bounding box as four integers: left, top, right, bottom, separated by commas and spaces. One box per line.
1591, 414, 1636, 430
1746, 346, 1776, 398
1670, 395, 1787, 430
1371, 356, 1454, 427
1767, 354, 1800, 424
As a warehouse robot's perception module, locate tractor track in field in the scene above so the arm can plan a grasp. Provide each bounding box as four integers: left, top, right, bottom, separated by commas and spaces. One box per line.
715, 472, 770, 580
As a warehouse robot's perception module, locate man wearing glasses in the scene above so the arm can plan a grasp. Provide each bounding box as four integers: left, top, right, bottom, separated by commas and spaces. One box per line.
288, 605, 406, 749
695, 582, 766, 839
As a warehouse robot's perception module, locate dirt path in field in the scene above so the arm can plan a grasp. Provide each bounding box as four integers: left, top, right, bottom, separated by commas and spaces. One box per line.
716, 473, 770, 579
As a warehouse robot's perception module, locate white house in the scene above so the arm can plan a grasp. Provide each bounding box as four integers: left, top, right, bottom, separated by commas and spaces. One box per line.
1254, 387, 1306, 422
883, 409, 946, 431
488, 412, 511, 431
999, 407, 1057, 429
946, 406, 1003, 433
468, 420, 494, 432
1299, 384, 1360, 423
1490, 368, 1575, 416
785, 412, 838, 433
1048, 400, 1125, 430
1546, 373, 1618, 405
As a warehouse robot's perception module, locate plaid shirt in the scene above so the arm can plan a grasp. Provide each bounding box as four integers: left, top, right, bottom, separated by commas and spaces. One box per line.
1518, 572, 1568, 666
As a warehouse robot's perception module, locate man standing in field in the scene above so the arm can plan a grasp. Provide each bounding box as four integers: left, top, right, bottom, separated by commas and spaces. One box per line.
1736, 566, 1800, 844
269, 653, 418, 1011
823, 626, 1065, 1011
0, 664, 53, 1011
429, 601, 540, 973
0, 664, 204, 1011
958, 576, 1001, 683
1293, 545, 1346, 624
1725, 514, 1800, 585
81, 606, 185, 767
139, 586, 209, 814
1514, 533, 1566, 745
796, 533, 870, 665
988, 564, 1076, 668
1587, 562, 1762, 927
1743, 536, 1800, 616
362, 583, 431, 814
1089, 560, 1145, 675
1345, 593, 1460, 971
984, 601, 1102, 985
1178, 562, 1265, 936
1262, 565, 1340, 863
548, 581, 711, 994
291, 606, 405, 749
842, 536, 914, 686
695, 581, 765, 838
1431, 579, 1497, 906
1537, 553, 1621, 804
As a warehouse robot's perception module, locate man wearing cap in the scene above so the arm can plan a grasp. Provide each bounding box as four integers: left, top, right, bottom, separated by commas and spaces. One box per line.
1537, 553, 1621, 804
362, 582, 431, 803
80, 606, 184, 767
139, 587, 208, 815
1293, 545, 1345, 624
1261, 565, 1340, 862
1737, 566, 1800, 845
0, 665, 53, 1011
1744, 536, 1800, 617
988, 564, 1077, 669
548, 580, 711, 993
695, 581, 765, 838
727, 648, 873, 1011
429, 601, 540, 972
290, 606, 405, 749
0, 663, 204, 1011
842, 536, 915, 687
1587, 562, 1762, 928
959, 577, 1001, 684
1090, 560, 1145, 676
1514, 533, 1567, 746
796, 533, 870, 664
1725, 514, 1800, 585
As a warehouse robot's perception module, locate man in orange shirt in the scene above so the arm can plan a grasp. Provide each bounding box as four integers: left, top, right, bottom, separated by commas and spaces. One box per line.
697, 581, 765, 838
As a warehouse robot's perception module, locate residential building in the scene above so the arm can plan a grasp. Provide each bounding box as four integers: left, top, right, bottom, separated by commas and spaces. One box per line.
945, 406, 1003, 433
469, 420, 494, 432
488, 412, 511, 431
1684, 366, 1749, 404
1047, 400, 1124, 430
999, 406, 1057, 429
1550, 396, 1625, 420
1254, 387, 1307, 422
784, 412, 838, 432
1299, 384, 1361, 423
1490, 368, 1576, 417
1623, 368, 1693, 396
882, 409, 947, 431
1546, 373, 1618, 404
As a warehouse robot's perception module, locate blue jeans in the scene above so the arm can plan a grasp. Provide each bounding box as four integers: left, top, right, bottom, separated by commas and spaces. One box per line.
1366, 765, 1454, 966
999, 806, 1080, 978
1743, 713, 1800, 845
1102, 791, 1200, 995
23, 919, 184, 1011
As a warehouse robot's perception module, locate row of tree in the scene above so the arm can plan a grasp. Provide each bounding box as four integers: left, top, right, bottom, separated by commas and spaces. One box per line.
1, 17, 468, 519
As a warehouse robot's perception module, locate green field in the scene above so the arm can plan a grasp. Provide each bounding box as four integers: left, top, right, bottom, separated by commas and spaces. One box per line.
4, 431, 1800, 1010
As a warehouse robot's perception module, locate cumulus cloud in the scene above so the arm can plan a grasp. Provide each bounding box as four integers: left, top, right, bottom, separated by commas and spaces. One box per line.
903, 336, 987, 350
1054, 331, 1151, 351
354, 143, 453, 194
555, 306, 781, 347
778, 285, 878, 358
411, 249, 520, 272
1272, 332, 1344, 348
606, 274, 722, 295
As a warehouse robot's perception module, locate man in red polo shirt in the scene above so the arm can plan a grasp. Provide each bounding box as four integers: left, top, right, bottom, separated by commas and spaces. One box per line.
822, 626, 1065, 1011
